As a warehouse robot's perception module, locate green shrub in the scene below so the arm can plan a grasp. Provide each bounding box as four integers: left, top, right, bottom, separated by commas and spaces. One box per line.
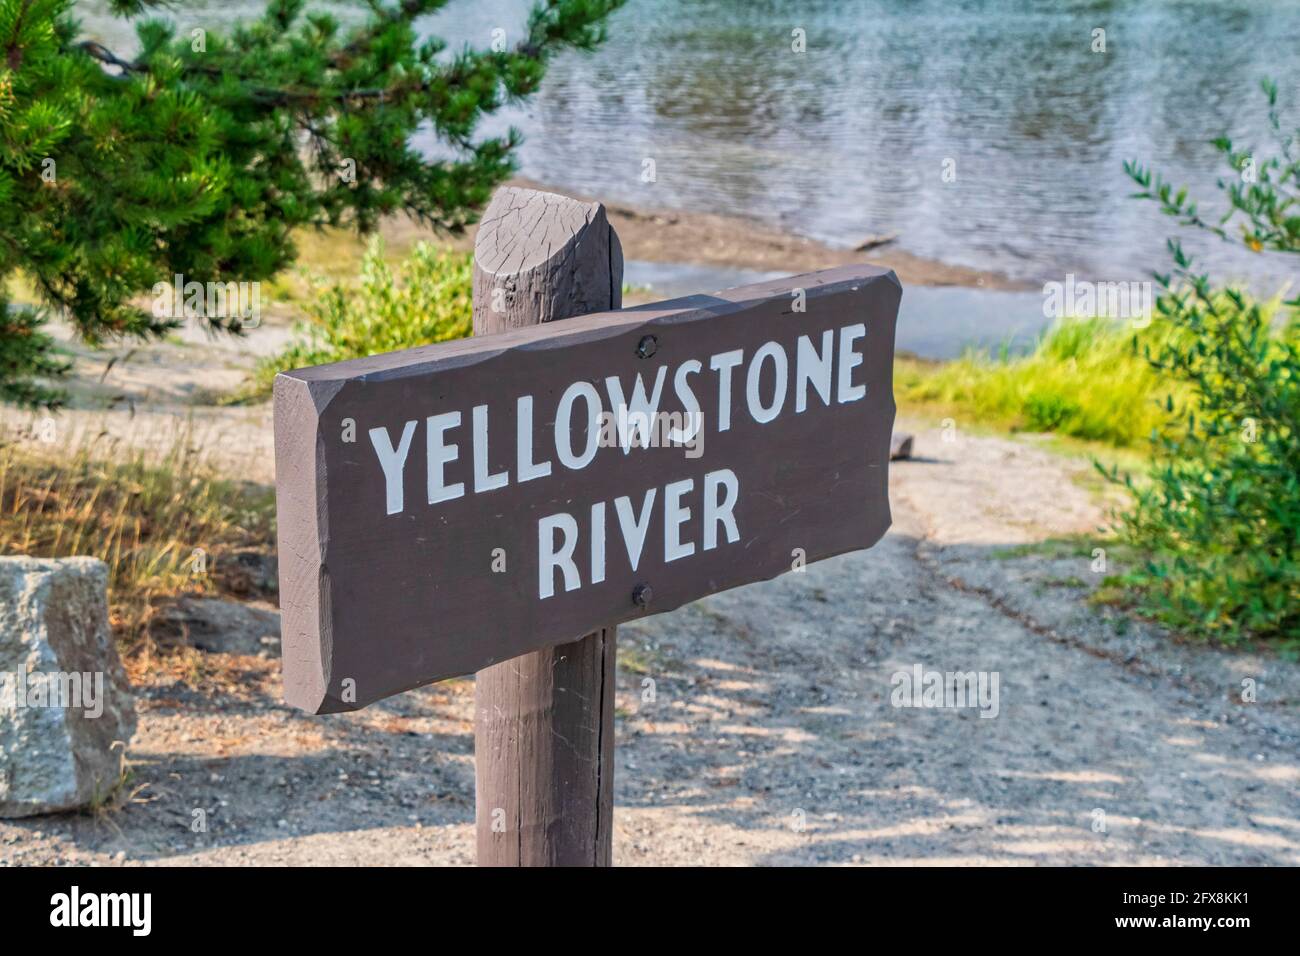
1102, 80, 1300, 645
251, 239, 473, 394
1101, 271, 1298, 644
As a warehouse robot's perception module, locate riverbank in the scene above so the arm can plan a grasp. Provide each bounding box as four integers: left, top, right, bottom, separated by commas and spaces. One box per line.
375, 177, 1031, 293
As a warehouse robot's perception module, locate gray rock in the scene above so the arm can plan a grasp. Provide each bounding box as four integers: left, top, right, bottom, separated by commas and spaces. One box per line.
213, 548, 278, 597
890, 431, 914, 460
0, 557, 136, 818
159, 596, 280, 656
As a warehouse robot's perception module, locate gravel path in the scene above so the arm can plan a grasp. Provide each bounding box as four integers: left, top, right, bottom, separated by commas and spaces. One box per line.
3, 418, 1296, 866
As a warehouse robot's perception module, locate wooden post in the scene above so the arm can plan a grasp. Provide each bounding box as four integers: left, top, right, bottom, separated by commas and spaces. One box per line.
472, 187, 622, 866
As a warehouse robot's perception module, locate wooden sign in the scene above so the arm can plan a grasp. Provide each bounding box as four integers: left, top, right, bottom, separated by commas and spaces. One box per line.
274, 264, 900, 714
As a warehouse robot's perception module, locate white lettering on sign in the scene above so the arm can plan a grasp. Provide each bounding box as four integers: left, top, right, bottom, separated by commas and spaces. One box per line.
795, 330, 834, 413
746, 341, 788, 423
427, 411, 464, 504
703, 468, 740, 550
538, 469, 741, 599
555, 381, 602, 470
363, 323, 869, 597
473, 404, 508, 492
604, 366, 667, 453
668, 360, 703, 443
538, 513, 580, 599
615, 488, 656, 572
837, 323, 867, 403
516, 395, 551, 482
369, 420, 416, 515
663, 478, 695, 562
709, 349, 744, 432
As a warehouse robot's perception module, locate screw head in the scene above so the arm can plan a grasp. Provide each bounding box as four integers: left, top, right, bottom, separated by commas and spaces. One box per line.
636, 335, 658, 359
632, 583, 653, 607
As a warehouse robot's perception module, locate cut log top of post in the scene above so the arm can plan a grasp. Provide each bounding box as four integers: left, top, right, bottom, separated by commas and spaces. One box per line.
473, 186, 623, 334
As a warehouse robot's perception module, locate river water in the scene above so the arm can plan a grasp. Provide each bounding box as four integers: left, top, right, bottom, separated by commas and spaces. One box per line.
436, 0, 1299, 292
77, 1, 1300, 350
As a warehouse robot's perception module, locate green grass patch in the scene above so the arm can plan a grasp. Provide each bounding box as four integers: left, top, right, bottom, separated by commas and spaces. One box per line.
896, 316, 1178, 448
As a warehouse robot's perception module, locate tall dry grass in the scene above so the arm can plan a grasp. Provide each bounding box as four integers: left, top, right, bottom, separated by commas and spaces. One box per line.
0, 426, 275, 652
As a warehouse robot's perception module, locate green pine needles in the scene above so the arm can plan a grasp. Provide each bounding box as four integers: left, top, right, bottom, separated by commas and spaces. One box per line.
0, 0, 624, 406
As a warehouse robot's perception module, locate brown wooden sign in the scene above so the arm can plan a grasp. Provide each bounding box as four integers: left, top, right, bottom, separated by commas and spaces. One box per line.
274, 264, 900, 714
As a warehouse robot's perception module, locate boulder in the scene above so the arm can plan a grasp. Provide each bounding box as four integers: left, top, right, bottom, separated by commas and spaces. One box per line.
157, 595, 281, 656
890, 431, 914, 460
213, 548, 278, 597
0, 557, 136, 818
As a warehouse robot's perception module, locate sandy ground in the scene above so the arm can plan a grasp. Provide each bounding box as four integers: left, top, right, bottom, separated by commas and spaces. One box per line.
2, 410, 1296, 866
0, 207, 1294, 866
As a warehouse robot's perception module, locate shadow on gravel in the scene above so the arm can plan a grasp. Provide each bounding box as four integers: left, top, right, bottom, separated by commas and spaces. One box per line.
609, 531, 1300, 865
4, 687, 475, 863
6, 531, 1296, 866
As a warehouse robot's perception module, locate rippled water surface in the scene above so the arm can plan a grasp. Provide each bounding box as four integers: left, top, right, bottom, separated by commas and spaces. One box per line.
80, 0, 1300, 291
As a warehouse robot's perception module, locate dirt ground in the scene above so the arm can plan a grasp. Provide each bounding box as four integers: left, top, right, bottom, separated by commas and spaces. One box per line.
2, 406, 1296, 866
0, 201, 1294, 866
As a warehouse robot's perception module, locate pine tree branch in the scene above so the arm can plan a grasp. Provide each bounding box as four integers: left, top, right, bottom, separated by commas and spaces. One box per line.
75, 40, 138, 74
3, 0, 625, 406
75, 0, 618, 108
6, 0, 36, 70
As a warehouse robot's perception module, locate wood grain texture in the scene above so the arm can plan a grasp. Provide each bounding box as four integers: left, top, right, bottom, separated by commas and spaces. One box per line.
272, 373, 338, 712
472, 186, 623, 333
472, 187, 621, 867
